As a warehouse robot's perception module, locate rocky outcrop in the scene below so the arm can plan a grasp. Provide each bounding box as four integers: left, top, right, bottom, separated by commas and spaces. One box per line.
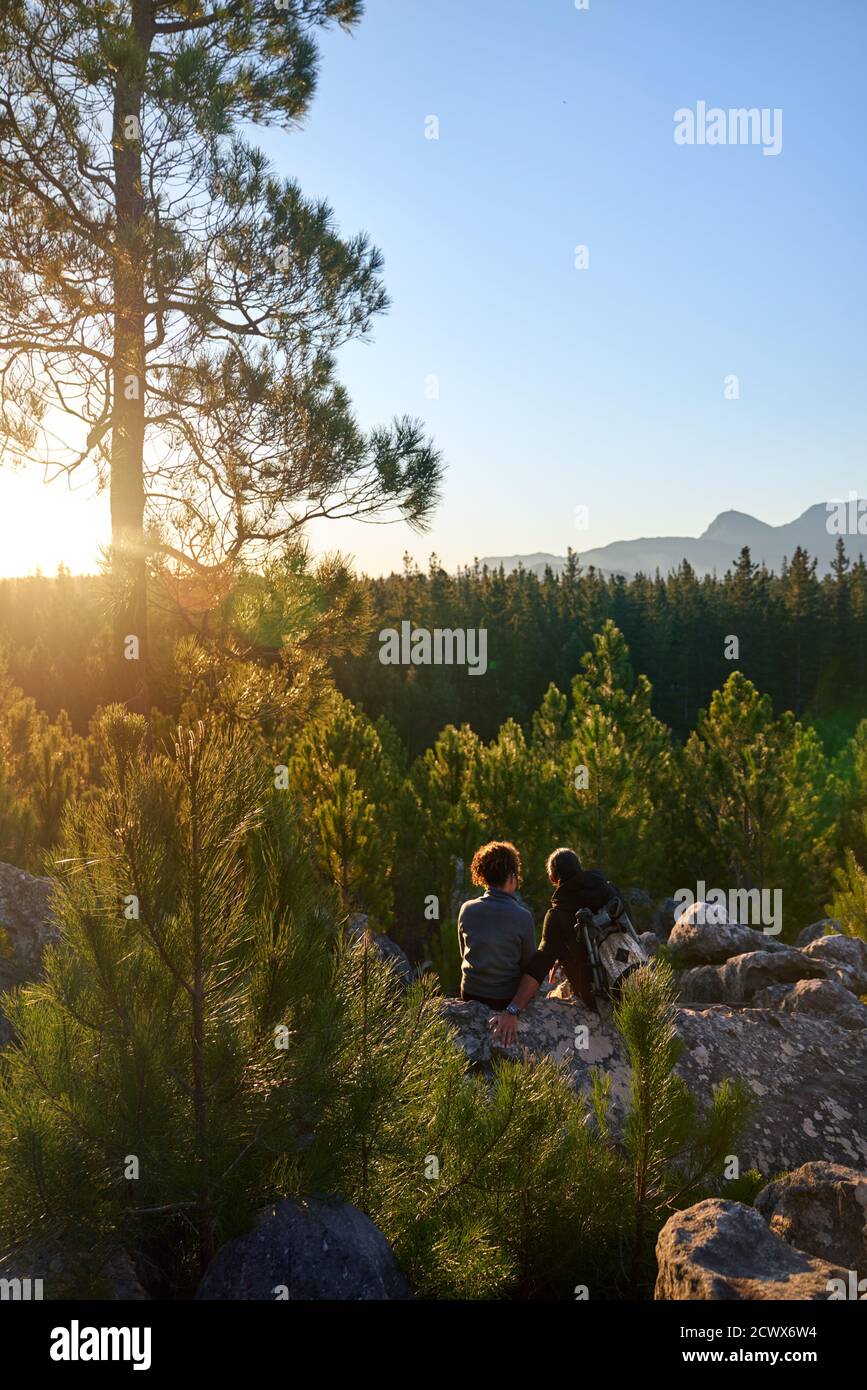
753, 978, 867, 1030
801, 934, 867, 997
655, 1199, 847, 1300
0, 861, 58, 1045
444, 993, 867, 1173
754, 1162, 867, 1275
678, 947, 825, 1005
195, 1197, 411, 1301
795, 919, 840, 949
668, 903, 787, 967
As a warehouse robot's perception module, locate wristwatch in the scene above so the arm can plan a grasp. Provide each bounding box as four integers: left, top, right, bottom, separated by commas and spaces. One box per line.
505, 1003, 521, 1017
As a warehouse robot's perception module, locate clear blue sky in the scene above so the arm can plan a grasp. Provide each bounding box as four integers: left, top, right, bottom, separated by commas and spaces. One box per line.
283, 0, 867, 573
2, 0, 864, 576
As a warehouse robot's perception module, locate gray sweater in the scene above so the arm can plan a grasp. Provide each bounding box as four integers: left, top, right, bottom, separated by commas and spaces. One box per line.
457, 888, 536, 1001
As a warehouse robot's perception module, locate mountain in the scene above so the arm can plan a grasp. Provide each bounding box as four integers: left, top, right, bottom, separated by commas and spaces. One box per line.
479, 503, 863, 579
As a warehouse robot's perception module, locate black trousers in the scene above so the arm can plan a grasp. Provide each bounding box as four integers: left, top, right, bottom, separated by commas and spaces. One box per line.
460, 988, 512, 1011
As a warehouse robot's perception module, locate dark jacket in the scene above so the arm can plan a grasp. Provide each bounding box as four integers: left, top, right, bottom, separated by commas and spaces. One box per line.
525, 869, 614, 1007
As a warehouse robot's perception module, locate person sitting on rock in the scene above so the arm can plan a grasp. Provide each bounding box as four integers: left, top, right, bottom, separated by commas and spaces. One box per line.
457, 840, 537, 1012
490, 847, 615, 1046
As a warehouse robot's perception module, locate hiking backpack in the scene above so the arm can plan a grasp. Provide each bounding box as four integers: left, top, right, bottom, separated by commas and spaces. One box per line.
575, 893, 650, 1001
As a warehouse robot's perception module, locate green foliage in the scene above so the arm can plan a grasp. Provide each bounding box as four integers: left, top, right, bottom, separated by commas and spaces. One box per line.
612, 960, 753, 1295
828, 848, 867, 941
0, 710, 339, 1293
682, 673, 838, 936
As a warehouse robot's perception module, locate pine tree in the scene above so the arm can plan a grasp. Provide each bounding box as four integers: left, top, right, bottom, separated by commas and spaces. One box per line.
0, 708, 339, 1293
0, 1, 441, 704
609, 961, 751, 1296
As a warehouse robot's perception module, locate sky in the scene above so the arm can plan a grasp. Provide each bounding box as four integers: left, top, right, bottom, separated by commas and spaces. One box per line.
1, 0, 865, 577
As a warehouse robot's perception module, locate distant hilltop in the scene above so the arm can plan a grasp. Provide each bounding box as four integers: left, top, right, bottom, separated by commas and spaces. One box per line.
479, 502, 867, 579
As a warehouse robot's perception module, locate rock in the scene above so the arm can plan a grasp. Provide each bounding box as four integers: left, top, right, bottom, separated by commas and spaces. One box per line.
651, 896, 681, 941
801, 934, 867, 997
195, 1197, 412, 1301
678, 947, 825, 1005
347, 916, 413, 987
668, 903, 787, 967
655, 1199, 847, 1300
754, 1162, 867, 1275
753, 978, 867, 1030
639, 931, 662, 957
443, 994, 634, 1124
0, 861, 59, 1045
795, 919, 840, 949
445, 994, 867, 1173
0, 1242, 148, 1300
674, 1004, 867, 1174
623, 888, 654, 932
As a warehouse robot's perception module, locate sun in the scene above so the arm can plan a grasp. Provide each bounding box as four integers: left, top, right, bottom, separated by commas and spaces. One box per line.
0, 466, 109, 578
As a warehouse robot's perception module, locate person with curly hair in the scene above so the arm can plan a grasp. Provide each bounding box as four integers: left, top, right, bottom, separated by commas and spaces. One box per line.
457, 840, 536, 1011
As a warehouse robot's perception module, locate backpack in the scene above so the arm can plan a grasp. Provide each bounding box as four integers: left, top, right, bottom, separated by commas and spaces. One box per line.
575, 893, 650, 1001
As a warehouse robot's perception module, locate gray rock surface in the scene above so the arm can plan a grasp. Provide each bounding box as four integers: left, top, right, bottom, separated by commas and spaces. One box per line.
444, 993, 867, 1173
669, 904, 787, 967
678, 947, 825, 1005
639, 932, 663, 957
754, 1162, 867, 1275
753, 978, 867, 1030
801, 934, 867, 997
195, 1197, 412, 1301
0, 861, 58, 1044
655, 1199, 847, 1300
795, 919, 840, 949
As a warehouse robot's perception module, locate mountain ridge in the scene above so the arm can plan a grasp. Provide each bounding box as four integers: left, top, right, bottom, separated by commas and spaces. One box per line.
479, 502, 862, 579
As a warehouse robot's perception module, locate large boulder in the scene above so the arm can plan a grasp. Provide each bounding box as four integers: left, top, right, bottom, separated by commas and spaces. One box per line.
655, 1199, 847, 1300
444, 994, 867, 1173
795, 919, 840, 949
443, 995, 634, 1124
0, 861, 59, 1045
753, 978, 867, 1030
754, 1163, 867, 1275
677, 947, 825, 1006
668, 903, 787, 967
801, 934, 867, 997
195, 1197, 412, 1301
674, 1004, 867, 1174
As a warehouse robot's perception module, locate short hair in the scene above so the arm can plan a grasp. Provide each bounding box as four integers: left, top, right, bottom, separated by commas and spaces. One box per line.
470, 840, 521, 889
546, 847, 582, 884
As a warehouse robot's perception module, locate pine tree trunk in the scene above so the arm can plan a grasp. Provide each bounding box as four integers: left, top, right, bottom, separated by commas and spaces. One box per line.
110, 2, 153, 713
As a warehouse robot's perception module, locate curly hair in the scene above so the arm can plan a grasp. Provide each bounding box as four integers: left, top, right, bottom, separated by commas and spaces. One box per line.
470, 840, 521, 889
